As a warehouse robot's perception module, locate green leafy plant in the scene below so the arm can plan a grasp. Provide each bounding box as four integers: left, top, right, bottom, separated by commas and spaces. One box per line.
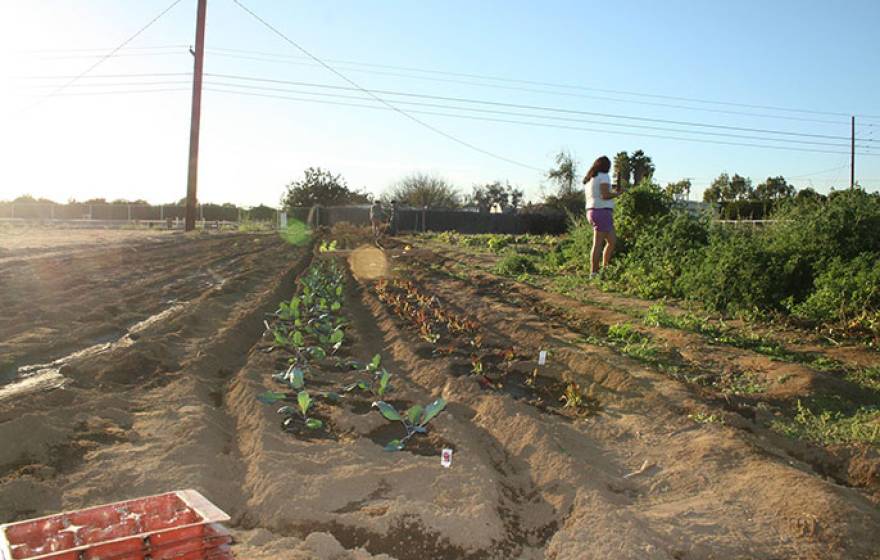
493, 251, 537, 276
345, 368, 393, 398
372, 398, 447, 451
277, 391, 323, 431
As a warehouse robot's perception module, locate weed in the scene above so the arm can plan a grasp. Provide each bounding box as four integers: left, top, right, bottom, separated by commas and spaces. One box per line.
493, 252, 537, 276
607, 322, 648, 345
688, 411, 725, 425
771, 397, 880, 446
718, 371, 766, 396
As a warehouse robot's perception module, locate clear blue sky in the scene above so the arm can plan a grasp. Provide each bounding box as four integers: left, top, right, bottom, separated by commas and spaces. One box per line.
1, 0, 878, 207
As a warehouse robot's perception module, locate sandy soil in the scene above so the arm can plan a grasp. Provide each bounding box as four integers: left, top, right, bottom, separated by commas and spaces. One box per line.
0, 226, 176, 252
1, 229, 879, 559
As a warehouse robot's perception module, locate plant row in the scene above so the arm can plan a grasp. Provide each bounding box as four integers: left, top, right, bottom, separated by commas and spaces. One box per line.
259, 256, 446, 452
375, 275, 596, 416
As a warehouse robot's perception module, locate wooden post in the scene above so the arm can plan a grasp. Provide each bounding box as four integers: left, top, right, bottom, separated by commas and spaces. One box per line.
184, 0, 207, 231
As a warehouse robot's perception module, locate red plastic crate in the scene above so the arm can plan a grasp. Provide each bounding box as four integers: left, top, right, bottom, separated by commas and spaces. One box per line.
0, 490, 231, 560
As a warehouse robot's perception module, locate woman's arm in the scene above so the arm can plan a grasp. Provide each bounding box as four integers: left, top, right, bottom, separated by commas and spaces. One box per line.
600, 182, 627, 200
600, 182, 616, 200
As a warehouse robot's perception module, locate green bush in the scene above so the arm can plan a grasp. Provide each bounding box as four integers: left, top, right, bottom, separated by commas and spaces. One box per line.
608, 211, 710, 298
494, 251, 537, 276
613, 180, 673, 252
792, 253, 880, 333
678, 227, 787, 315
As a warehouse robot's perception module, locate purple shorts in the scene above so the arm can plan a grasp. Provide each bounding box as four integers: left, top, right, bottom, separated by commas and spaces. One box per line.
587, 208, 614, 233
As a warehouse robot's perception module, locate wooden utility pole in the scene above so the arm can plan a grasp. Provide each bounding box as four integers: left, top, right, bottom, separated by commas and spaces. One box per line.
850, 115, 855, 190
185, 0, 207, 231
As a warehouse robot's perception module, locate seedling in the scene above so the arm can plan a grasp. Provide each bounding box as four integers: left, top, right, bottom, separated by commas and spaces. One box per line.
471, 355, 484, 376
277, 391, 323, 430
273, 365, 305, 390
345, 368, 393, 398
559, 382, 584, 410
372, 398, 447, 451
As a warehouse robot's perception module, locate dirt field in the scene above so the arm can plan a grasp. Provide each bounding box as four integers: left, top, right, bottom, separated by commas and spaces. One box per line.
1, 228, 879, 559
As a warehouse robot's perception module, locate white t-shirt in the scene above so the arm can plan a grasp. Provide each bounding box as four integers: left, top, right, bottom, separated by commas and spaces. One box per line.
585, 172, 614, 210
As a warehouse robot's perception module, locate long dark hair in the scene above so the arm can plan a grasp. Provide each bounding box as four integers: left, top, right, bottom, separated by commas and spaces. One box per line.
583, 155, 611, 184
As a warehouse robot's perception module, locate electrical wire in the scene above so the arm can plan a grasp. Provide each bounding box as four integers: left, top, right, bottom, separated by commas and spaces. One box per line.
230, 0, 543, 172
22, 0, 184, 109
200, 80, 873, 150
203, 46, 880, 122
203, 73, 878, 144
202, 49, 857, 127
203, 86, 879, 157
13, 45, 188, 53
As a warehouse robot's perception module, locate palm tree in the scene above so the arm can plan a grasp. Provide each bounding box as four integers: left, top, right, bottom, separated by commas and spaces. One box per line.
630, 150, 655, 185
613, 151, 631, 188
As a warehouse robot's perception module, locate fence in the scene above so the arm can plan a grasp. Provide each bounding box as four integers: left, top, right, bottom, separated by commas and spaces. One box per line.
0, 202, 251, 222
302, 205, 567, 235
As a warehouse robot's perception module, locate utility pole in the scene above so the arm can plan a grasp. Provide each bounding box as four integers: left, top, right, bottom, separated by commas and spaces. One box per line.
850, 115, 855, 190
185, 0, 207, 231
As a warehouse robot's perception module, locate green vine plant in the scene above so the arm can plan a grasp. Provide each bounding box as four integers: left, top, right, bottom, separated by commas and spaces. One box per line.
372, 398, 447, 451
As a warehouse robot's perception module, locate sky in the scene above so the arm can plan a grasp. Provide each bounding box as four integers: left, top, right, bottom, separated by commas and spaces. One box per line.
1, 0, 878, 207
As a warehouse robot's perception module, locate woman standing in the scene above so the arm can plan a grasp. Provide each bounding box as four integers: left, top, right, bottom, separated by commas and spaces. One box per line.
582, 155, 624, 277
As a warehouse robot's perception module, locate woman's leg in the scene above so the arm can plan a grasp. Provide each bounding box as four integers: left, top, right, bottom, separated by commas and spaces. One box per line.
602, 229, 617, 267
591, 231, 606, 274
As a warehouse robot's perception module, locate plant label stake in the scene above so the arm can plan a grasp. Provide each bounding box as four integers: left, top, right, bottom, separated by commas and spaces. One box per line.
441, 448, 453, 468
538, 350, 547, 365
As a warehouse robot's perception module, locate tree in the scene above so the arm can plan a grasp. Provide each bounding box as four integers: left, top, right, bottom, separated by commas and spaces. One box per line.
629, 150, 655, 185
613, 151, 632, 188
795, 187, 826, 203
704, 173, 752, 204
282, 167, 370, 210
546, 150, 578, 195
754, 176, 794, 201
386, 173, 461, 208
725, 174, 753, 201
544, 150, 584, 215
665, 179, 692, 200
468, 181, 524, 213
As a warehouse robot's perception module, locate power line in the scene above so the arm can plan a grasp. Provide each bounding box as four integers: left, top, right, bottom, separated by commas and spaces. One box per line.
202, 49, 857, 127
15, 43, 878, 124
229, 0, 542, 172
202, 46, 879, 123
23, 51, 189, 60
15, 72, 191, 80
22, 0, 184, 109
203, 73, 879, 144
203, 87, 880, 157
35, 87, 190, 97
15, 80, 192, 90
786, 165, 849, 179
13, 45, 188, 54
201, 47, 880, 123
200, 80, 873, 150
